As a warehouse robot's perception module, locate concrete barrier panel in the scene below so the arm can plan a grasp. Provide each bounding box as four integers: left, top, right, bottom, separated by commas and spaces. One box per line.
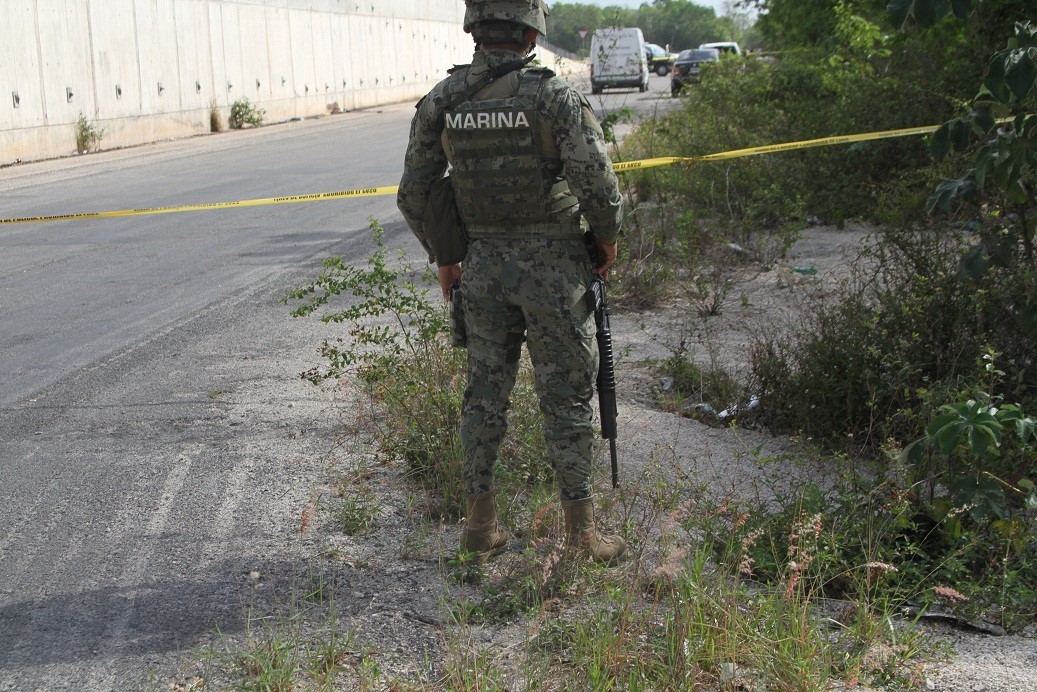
1, 0, 481, 165
328, 13, 351, 104
206, 2, 229, 117
88, 1, 144, 119
307, 9, 337, 107
37, 1, 93, 129
134, 0, 182, 115
217, 3, 246, 110
262, 5, 296, 110
173, 1, 217, 115
288, 8, 317, 104
0, 0, 46, 130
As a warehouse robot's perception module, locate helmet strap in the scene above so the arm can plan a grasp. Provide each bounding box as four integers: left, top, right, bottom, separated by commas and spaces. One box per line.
522, 28, 538, 52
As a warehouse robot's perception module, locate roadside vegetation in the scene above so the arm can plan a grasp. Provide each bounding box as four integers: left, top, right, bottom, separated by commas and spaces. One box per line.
547, 0, 760, 57
194, 1, 1035, 689
615, 0, 1037, 636
74, 112, 105, 154
229, 97, 266, 130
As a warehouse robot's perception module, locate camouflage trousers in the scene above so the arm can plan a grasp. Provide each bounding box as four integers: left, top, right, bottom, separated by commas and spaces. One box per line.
459, 236, 597, 501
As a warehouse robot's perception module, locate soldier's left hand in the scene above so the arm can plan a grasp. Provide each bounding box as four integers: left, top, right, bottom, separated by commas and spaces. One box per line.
439, 263, 462, 300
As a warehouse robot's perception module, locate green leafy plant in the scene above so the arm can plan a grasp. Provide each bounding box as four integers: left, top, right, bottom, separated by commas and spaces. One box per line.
335, 493, 376, 536
286, 219, 551, 520
74, 112, 105, 153
445, 549, 484, 586
285, 219, 448, 382
229, 97, 265, 129
912, 10, 1037, 332
908, 399, 1035, 464
901, 353, 1036, 524
657, 335, 743, 422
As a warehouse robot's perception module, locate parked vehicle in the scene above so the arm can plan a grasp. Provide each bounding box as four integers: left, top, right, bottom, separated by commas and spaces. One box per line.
699, 41, 741, 56
670, 47, 720, 95
645, 42, 677, 76
590, 27, 649, 94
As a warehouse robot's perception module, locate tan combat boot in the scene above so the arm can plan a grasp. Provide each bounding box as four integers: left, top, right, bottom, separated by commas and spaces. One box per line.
561, 496, 628, 566
460, 491, 510, 560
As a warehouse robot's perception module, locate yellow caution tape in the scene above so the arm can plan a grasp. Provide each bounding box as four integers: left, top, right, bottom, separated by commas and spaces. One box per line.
611, 124, 940, 172
0, 185, 400, 225
0, 123, 944, 225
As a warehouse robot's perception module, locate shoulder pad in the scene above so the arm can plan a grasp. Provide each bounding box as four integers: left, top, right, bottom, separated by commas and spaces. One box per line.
414, 94, 427, 110
447, 64, 470, 74
525, 66, 556, 78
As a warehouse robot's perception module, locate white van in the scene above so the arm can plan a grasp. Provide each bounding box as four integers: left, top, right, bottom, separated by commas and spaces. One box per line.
590, 27, 649, 94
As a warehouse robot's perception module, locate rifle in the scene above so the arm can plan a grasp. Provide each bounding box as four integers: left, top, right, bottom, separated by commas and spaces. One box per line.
590, 275, 620, 488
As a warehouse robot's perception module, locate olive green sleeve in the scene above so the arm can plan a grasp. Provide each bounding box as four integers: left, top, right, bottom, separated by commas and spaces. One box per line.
541, 82, 623, 244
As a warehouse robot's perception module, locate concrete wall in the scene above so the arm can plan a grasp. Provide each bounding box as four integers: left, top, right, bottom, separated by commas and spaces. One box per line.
0, 0, 472, 164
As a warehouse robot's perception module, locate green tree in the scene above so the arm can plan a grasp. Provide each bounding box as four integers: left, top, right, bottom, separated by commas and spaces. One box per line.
903, 2, 1037, 337
740, 0, 886, 50
547, 1, 732, 55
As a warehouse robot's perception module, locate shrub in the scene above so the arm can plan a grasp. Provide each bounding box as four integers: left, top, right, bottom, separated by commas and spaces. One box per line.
625, 53, 951, 231
285, 220, 552, 520
229, 97, 265, 129
717, 453, 1037, 631
74, 112, 105, 153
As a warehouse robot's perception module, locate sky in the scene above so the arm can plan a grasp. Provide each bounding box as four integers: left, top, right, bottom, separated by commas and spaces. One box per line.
574, 0, 733, 15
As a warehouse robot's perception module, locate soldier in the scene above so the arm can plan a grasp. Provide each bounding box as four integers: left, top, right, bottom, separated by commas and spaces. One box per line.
397, 0, 626, 565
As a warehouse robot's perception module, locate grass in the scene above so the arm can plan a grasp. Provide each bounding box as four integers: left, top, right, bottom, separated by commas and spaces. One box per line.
423, 460, 933, 690
204, 214, 1032, 689
201, 606, 356, 691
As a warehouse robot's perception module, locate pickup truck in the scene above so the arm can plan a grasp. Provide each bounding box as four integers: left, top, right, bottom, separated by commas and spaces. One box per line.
645, 43, 677, 76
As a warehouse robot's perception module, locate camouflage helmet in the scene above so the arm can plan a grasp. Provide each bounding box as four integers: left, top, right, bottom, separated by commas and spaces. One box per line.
464, 0, 549, 38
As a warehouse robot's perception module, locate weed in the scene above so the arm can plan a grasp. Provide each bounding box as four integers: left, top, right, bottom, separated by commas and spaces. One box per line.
229, 97, 265, 129
656, 334, 743, 422
209, 98, 223, 132
357, 654, 384, 690
74, 112, 104, 153
228, 628, 298, 692
304, 615, 353, 685
203, 605, 360, 690
445, 549, 484, 585
439, 627, 507, 691
287, 219, 551, 520
335, 492, 376, 536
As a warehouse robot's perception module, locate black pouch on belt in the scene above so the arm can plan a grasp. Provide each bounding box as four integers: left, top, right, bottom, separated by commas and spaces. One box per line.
423, 176, 468, 266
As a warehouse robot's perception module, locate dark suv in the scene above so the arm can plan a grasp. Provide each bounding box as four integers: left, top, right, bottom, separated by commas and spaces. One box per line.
670, 48, 720, 95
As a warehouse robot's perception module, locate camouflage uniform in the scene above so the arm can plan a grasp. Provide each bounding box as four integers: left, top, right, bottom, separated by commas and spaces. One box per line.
397, 48, 622, 502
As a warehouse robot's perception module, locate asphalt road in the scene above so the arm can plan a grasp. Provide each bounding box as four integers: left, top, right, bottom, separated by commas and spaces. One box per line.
0, 71, 677, 689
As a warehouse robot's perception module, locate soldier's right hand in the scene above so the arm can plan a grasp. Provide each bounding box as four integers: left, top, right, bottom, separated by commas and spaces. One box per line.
592, 241, 618, 279
439, 263, 462, 300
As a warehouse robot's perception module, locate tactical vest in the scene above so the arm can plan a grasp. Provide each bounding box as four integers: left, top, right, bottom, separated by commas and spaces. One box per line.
443, 69, 579, 226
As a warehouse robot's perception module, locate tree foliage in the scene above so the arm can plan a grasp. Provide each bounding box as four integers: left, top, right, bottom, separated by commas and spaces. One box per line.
739, 0, 887, 49
547, 1, 745, 55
